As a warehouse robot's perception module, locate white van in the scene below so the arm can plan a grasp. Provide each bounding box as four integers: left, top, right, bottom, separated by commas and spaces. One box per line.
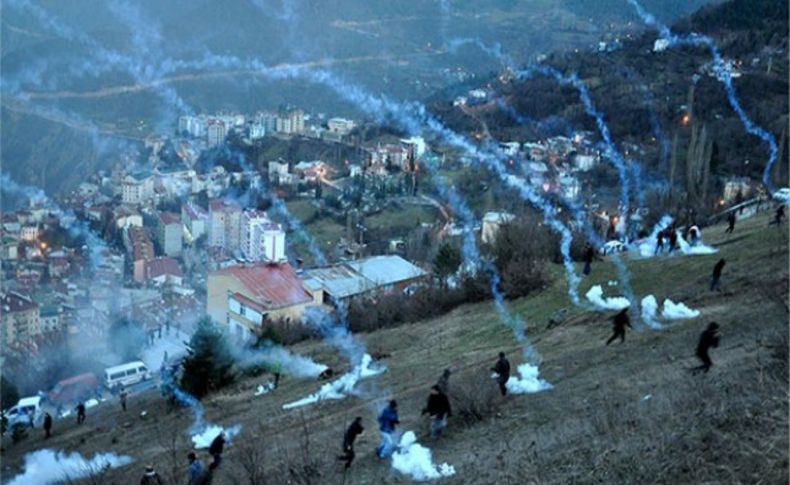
104, 361, 151, 390
3, 396, 43, 428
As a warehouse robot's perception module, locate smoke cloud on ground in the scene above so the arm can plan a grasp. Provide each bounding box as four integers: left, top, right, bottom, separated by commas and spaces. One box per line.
282, 353, 385, 409
391, 431, 456, 481
231, 344, 328, 379
661, 299, 700, 320
505, 363, 554, 394
585, 285, 630, 311
191, 424, 242, 449
7, 449, 133, 485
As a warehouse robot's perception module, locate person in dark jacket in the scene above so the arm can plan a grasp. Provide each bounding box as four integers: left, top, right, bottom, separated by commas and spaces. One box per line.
491, 352, 511, 396
725, 212, 736, 234
120, 388, 129, 412
606, 308, 632, 345
582, 243, 595, 275
422, 385, 452, 439
769, 205, 785, 226
187, 452, 204, 485
654, 231, 665, 255
140, 465, 163, 485
692, 322, 721, 373
667, 229, 678, 253
43, 413, 52, 438
337, 417, 364, 469
376, 400, 399, 458
208, 432, 225, 470
710, 258, 726, 291
75, 402, 86, 424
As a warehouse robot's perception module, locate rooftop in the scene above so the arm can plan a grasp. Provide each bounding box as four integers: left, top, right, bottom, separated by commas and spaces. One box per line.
159, 212, 181, 226
306, 265, 373, 299
344, 255, 426, 287
213, 263, 312, 310
145, 257, 183, 280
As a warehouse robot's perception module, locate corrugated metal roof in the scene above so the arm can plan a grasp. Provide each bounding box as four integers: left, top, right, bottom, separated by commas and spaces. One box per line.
305, 265, 373, 299
344, 255, 426, 287
214, 263, 312, 310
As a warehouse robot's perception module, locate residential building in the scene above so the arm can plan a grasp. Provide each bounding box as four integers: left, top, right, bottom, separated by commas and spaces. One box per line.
207, 263, 317, 341
20, 225, 39, 242
207, 119, 227, 147
327, 117, 356, 136
268, 160, 293, 185
208, 199, 242, 252
125, 226, 155, 282
143, 257, 184, 286
249, 123, 266, 140
181, 202, 208, 241
1, 292, 41, 348
113, 206, 143, 230
293, 161, 328, 182
241, 210, 286, 262
39, 304, 63, 333
401, 136, 427, 159
122, 171, 155, 205
157, 212, 183, 257
482, 211, 515, 245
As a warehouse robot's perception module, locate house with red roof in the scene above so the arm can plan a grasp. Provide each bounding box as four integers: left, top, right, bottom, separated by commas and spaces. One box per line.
144, 257, 184, 286
207, 262, 319, 341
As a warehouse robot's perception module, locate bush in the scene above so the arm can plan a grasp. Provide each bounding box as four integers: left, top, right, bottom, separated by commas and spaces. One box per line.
449, 370, 503, 425
180, 318, 235, 398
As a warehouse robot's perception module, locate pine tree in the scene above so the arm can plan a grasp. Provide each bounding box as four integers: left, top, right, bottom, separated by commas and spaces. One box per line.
434, 243, 462, 288
180, 318, 235, 398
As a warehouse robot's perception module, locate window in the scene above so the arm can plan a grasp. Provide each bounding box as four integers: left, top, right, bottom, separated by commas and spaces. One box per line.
126, 369, 137, 377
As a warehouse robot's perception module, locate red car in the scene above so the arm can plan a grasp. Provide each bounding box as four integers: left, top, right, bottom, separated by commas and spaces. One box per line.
48, 373, 99, 405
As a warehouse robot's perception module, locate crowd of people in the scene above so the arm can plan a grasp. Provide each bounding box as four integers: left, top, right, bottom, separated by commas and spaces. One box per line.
22, 206, 782, 483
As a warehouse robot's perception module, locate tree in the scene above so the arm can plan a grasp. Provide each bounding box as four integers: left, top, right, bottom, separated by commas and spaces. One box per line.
180, 318, 235, 398
434, 243, 462, 287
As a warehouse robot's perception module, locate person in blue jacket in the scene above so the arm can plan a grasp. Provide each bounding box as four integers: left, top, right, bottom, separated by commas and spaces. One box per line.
376, 400, 400, 458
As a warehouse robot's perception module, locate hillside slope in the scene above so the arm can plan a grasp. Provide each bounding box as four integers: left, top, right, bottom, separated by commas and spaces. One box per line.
1, 212, 787, 484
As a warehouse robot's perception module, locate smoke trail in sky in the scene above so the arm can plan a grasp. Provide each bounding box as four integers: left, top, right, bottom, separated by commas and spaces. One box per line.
514, 65, 635, 220
438, 0, 451, 45
626, 0, 780, 193
445, 37, 516, 70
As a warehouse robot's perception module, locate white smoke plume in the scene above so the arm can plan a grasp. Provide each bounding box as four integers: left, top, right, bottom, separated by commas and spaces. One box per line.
7, 449, 133, 485
661, 299, 700, 320
391, 431, 456, 481
255, 382, 275, 396
505, 363, 553, 394
232, 344, 328, 379
640, 294, 661, 328
191, 424, 242, 449
676, 233, 717, 255
282, 354, 385, 409
585, 285, 630, 311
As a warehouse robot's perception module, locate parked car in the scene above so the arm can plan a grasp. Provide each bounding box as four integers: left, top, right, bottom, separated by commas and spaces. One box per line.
3, 396, 43, 429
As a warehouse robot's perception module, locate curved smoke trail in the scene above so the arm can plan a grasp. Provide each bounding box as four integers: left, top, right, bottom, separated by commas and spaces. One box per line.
626, 0, 780, 193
